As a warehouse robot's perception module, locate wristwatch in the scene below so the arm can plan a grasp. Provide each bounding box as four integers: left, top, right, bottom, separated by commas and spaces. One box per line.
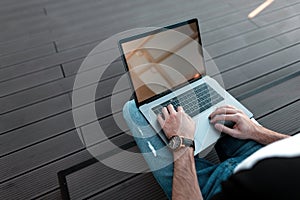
168, 135, 195, 151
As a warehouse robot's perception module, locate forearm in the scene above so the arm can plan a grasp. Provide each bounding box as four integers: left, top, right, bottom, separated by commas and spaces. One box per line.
252, 126, 290, 145
172, 148, 202, 200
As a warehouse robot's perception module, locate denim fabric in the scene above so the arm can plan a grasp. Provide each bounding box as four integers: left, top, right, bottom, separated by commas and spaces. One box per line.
123, 100, 262, 200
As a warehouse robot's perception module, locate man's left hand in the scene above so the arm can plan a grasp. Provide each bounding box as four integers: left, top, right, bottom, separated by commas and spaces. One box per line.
157, 104, 196, 140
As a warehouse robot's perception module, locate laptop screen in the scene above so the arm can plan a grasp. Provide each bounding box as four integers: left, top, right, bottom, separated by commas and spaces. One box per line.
120, 19, 205, 105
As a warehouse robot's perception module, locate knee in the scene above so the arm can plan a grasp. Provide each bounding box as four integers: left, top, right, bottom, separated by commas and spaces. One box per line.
122, 100, 148, 126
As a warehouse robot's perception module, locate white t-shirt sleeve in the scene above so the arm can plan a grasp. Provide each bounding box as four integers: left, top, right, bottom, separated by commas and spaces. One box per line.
234, 133, 300, 173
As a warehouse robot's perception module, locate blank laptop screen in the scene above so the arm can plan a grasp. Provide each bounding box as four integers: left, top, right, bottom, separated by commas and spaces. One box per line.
120, 20, 205, 104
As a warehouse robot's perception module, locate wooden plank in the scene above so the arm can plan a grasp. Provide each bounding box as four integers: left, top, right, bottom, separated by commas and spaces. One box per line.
71, 89, 131, 128
201, 12, 251, 34
0, 41, 53, 58
0, 0, 35, 7
0, 8, 45, 31
1, 0, 161, 43
223, 0, 300, 10
0, 0, 44, 10
221, 43, 300, 90
0, 43, 55, 69
0, 150, 92, 200
206, 27, 300, 75
258, 100, 300, 135
53, 0, 295, 52
0, 31, 52, 56
241, 74, 300, 118
0, 87, 128, 157
71, 74, 130, 108
0, 133, 132, 200
230, 61, 300, 99
66, 147, 143, 200
251, 3, 300, 27
81, 112, 128, 147
275, 28, 300, 46
202, 21, 258, 46
206, 38, 282, 74
0, 60, 124, 114
54, 1, 235, 52
205, 15, 300, 58
61, 58, 84, 77
0, 77, 74, 115
88, 173, 166, 200
200, 0, 300, 33
62, 56, 122, 77
0, 130, 82, 183
0, 67, 127, 156
0, 94, 71, 134
0, 42, 94, 82
0, 66, 63, 97
0, 75, 128, 134
34, 189, 62, 200
0, 111, 74, 158
44, 0, 120, 16
0, 17, 50, 43
46, 0, 136, 19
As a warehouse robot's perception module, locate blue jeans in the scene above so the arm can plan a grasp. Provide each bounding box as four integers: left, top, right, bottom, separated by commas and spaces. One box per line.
123, 100, 262, 200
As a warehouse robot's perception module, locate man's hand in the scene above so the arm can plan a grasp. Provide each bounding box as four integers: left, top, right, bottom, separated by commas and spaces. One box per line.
209, 105, 259, 141
209, 105, 289, 144
157, 104, 196, 140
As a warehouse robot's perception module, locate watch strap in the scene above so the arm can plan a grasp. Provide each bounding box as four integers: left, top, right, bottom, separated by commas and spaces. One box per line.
181, 137, 195, 150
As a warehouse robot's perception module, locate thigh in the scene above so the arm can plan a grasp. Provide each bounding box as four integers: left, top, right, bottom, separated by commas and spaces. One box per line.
215, 134, 262, 162
123, 100, 173, 170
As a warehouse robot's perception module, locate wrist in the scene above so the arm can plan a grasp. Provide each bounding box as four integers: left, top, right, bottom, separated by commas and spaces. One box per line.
252, 125, 289, 145
250, 124, 264, 140
168, 135, 195, 152
173, 147, 194, 161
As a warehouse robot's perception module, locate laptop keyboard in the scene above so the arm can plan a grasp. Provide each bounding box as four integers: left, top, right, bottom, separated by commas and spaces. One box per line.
152, 83, 223, 117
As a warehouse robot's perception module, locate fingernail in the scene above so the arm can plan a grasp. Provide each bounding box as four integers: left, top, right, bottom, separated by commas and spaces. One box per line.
208, 116, 211, 120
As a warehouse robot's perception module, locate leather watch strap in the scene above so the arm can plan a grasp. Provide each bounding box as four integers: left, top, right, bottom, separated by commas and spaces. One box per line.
182, 137, 195, 150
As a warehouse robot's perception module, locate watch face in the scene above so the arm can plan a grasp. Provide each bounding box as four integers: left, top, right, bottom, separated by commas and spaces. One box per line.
168, 136, 181, 150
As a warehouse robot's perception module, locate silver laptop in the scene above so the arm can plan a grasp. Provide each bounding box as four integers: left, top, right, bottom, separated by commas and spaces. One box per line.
119, 18, 253, 155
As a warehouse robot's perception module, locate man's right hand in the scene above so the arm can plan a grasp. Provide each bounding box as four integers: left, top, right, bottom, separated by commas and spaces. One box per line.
209, 105, 289, 145
209, 105, 260, 141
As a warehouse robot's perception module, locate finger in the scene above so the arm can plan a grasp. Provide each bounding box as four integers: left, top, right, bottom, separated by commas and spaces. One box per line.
162, 107, 169, 119
209, 108, 239, 119
167, 104, 176, 115
214, 123, 238, 136
216, 105, 236, 110
157, 114, 164, 127
177, 106, 184, 113
210, 114, 238, 124
222, 105, 236, 109
216, 105, 243, 114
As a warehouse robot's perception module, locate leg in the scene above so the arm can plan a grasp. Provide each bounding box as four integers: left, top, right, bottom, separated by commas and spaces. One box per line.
123, 100, 216, 199
215, 133, 263, 162
123, 100, 173, 199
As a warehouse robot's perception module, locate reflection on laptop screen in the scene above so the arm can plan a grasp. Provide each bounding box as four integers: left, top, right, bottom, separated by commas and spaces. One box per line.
121, 20, 205, 104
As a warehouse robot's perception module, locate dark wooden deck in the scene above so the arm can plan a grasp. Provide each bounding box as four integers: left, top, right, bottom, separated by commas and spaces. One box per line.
0, 0, 299, 199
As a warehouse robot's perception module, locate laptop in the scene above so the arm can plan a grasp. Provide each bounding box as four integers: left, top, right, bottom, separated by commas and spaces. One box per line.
119, 18, 253, 155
